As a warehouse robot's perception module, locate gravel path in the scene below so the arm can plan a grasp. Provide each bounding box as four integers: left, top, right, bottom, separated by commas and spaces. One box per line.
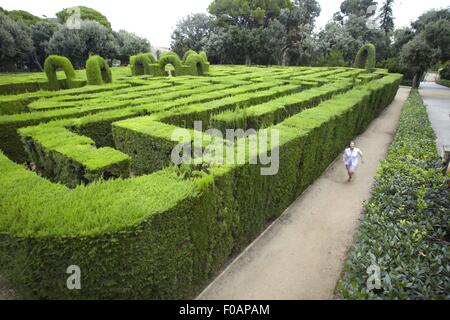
419, 82, 450, 157
197, 87, 410, 300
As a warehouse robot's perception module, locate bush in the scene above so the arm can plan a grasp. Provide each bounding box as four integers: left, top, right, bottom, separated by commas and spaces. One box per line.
437, 79, 450, 88
337, 91, 449, 299
439, 63, 450, 80
130, 53, 156, 76
44, 55, 78, 90
86, 55, 112, 85
354, 44, 376, 70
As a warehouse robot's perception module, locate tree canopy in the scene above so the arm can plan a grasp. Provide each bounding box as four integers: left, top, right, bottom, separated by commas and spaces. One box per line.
56, 6, 112, 31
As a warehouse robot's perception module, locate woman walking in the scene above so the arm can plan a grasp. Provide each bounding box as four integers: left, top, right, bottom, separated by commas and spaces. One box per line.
343, 141, 364, 182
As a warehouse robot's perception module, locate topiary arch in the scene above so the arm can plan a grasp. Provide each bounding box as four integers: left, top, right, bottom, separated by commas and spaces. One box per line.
44, 55, 77, 90
86, 55, 112, 85
182, 49, 197, 64
130, 53, 157, 76
184, 53, 208, 76
158, 51, 183, 76
354, 44, 376, 70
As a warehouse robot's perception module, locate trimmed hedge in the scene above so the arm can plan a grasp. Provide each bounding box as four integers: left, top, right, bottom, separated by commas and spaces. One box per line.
44, 55, 80, 90
337, 90, 449, 300
0, 66, 402, 299
19, 123, 131, 188
86, 55, 112, 85
354, 44, 376, 70
130, 53, 157, 76
211, 79, 355, 133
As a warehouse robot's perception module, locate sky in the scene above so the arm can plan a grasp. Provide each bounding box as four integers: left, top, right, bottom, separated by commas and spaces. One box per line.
1, 0, 449, 48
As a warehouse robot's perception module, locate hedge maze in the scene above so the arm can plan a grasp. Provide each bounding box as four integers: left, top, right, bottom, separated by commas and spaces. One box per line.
0, 61, 402, 299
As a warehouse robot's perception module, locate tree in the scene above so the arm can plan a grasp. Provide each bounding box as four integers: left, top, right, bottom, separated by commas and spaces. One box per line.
317, 21, 358, 63
317, 50, 347, 67
423, 19, 450, 62
31, 21, 56, 71
48, 27, 86, 69
56, 6, 112, 31
204, 27, 236, 64
208, 0, 292, 64
378, 0, 394, 35
114, 30, 151, 64
401, 35, 433, 88
79, 21, 118, 63
208, 0, 292, 28
411, 8, 450, 32
275, 0, 321, 66
170, 13, 214, 57
339, 0, 378, 18
5, 9, 43, 26
0, 12, 33, 71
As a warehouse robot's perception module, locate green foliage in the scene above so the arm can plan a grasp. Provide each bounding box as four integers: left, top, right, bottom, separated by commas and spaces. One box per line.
56, 6, 112, 30
86, 55, 112, 85
48, 21, 118, 69
208, 0, 292, 27
19, 123, 130, 188
437, 79, 450, 88
0, 66, 402, 299
44, 55, 77, 90
337, 91, 449, 299
113, 30, 151, 64
378, 57, 415, 86
130, 53, 157, 76
0, 12, 33, 72
339, 0, 378, 17
5, 9, 43, 26
354, 43, 376, 69
171, 13, 214, 57
318, 50, 348, 67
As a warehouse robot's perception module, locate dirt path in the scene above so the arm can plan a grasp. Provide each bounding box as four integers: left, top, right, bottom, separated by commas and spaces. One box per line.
197, 87, 410, 300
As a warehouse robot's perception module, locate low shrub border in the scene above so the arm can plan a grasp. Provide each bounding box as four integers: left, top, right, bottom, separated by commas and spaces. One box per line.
337, 90, 449, 299
437, 79, 450, 88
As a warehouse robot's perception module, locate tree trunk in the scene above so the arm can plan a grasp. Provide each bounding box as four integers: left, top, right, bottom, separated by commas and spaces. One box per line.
31, 49, 43, 72
245, 55, 251, 66
281, 47, 289, 67
412, 72, 423, 89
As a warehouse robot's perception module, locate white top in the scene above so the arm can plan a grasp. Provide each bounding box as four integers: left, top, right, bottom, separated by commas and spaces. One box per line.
344, 148, 363, 167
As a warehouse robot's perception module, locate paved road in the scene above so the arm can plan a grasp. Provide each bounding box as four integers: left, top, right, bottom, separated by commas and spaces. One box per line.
197, 88, 410, 300
419, 82, 450, 157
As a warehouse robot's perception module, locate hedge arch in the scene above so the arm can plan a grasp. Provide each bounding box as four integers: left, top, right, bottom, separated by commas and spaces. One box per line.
199, 51, 209, 64
182, 49, 197, 64
354, 44, 376, 70
44, 55, 77, 90
184, 53, 207, 76
130, 53, 157, 76
159, 52, 183, 76
86, 55, 112, 85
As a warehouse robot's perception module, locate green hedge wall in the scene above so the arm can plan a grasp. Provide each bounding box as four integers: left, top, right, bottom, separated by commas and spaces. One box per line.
44, 55, 79, 90
0, 73, 402, 299
86, 55, 113, 85
354, 44, 376, 70
337, 90, 449, 299
130, 53, 157, 76
19, 123, 131, 188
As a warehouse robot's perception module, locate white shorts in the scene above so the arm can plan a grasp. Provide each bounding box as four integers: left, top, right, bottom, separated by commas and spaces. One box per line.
346, 164, 358, 173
